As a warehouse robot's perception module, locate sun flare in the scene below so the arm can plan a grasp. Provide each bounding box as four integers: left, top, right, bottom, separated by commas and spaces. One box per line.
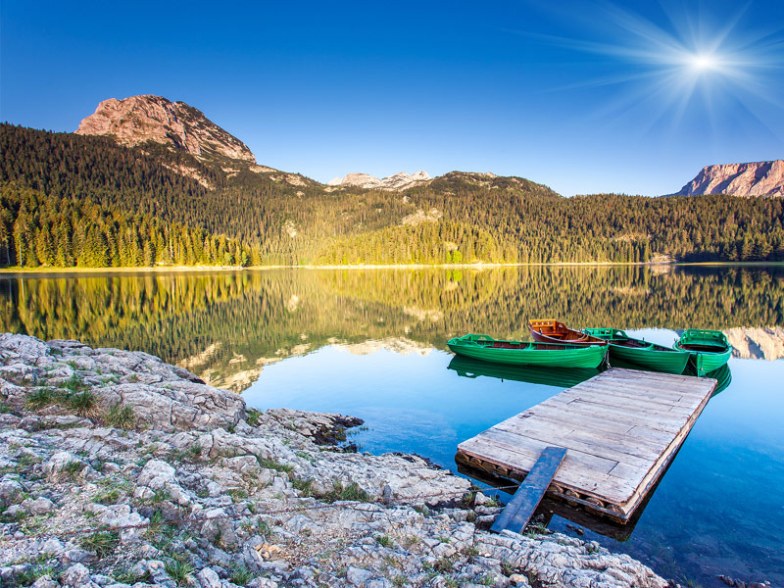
688, 53, 718, 72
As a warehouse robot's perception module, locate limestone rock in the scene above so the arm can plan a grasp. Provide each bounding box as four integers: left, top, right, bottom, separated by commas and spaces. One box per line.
60, 563, 91, 587
43, 451, 85, 483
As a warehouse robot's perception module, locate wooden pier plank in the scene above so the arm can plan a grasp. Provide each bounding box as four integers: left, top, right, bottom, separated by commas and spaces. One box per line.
456, 367, 717, 522
490, 446, 567, 534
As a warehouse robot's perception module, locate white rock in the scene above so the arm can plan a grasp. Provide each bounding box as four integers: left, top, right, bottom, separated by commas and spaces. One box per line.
23, 497, 54, 515
346, 566, 374, 585
60, 563, 90, 587
137, 459, 176, 489
43, 451, 84, 483
196, 567, 222, 588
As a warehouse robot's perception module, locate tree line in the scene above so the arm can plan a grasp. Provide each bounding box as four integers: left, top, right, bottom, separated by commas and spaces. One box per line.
1, 123, 783, 268
0, 184, 260, 268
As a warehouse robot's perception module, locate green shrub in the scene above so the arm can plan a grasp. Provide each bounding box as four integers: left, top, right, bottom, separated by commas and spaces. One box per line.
168, 443, 202, 462
13, 562, 57, 586
62, 460, 85, 479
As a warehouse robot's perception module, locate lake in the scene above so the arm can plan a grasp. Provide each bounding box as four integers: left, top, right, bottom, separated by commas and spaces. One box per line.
1, 264, 782, 587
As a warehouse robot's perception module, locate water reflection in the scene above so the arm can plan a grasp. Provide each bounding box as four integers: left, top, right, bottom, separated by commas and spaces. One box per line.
447, 355, 599, 388
0, 265, 781, 390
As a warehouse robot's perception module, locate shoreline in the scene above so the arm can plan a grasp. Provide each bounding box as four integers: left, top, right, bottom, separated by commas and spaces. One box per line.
0, 333, 671, 588
0, 260, 780, 277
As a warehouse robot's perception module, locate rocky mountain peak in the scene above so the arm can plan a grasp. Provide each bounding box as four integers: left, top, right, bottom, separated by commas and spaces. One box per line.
676, 160, 784, 197
328, 170, 431, 191
75, 95, 256, 164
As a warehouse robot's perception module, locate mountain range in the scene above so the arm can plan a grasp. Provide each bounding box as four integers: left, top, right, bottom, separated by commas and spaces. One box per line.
1, 94, 783, 269
73, 95, 784, 198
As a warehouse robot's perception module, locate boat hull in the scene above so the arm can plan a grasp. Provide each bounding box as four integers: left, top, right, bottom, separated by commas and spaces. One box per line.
609, 344, 690, 374
448, 334, 607, 369
673, 329, 732, 377
583, 328, 690, 374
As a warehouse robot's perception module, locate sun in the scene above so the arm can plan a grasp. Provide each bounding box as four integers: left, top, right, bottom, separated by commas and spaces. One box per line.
688, 53, 719, 72
690, 53, 718, 71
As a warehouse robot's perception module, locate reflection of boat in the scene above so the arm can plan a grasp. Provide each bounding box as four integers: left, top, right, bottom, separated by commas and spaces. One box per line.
447, 355, 599, 388
447, 334, 608, 369
693, 363, 732, 395
674, 329, 732, 376
528, 319, 607, 346
583, 328, 690, 374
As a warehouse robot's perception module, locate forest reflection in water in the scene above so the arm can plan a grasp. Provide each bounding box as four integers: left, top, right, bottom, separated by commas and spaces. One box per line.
0, 264, 781, 391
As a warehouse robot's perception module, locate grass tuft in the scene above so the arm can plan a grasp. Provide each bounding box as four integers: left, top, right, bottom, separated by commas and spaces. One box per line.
376, 534, 394, 548
80, 530, 120, 558
164, 558, 194, 586
229, 564, 254, 586
245, 408, 262, 426
66, 391, 97, 415
322, 480, 370, 503
258, 457, 293, 473
26, 388, 59, 409
104, 403, 135, 429
26, 386, 97, 416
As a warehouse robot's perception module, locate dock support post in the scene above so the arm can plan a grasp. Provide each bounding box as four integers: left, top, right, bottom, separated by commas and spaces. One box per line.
490, 446, 567, 534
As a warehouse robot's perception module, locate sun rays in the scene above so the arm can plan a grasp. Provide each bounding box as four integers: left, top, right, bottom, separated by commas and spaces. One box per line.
520, 1, 784, 138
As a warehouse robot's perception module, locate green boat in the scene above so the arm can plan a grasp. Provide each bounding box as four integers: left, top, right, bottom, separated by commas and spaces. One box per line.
583, 328, 690, 374
447, 334, 608, 369
674, 329, 733, 376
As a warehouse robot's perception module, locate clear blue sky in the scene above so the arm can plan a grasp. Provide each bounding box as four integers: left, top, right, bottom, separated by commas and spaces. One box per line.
2, 0, 782, 195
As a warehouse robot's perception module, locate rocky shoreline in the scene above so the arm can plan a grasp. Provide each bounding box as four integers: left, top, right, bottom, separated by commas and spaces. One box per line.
0, 334, 670, 588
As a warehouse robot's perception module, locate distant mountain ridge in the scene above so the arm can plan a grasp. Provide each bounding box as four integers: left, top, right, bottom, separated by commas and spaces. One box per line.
676, 160, 784, 197
76, 95, 256, 164
328, 171, 431, 191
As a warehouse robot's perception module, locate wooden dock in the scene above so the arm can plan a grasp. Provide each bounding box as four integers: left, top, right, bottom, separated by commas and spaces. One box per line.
456, 367, 717, 522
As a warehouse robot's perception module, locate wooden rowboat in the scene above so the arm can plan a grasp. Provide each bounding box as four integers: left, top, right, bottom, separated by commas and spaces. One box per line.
447, 334, 608, 369
582, 328, 690, 374
673, 329, 732, 377
528, 319, 607, 346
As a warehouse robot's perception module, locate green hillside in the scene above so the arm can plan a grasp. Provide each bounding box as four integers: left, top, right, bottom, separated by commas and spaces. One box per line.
1, 123, 783, 268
